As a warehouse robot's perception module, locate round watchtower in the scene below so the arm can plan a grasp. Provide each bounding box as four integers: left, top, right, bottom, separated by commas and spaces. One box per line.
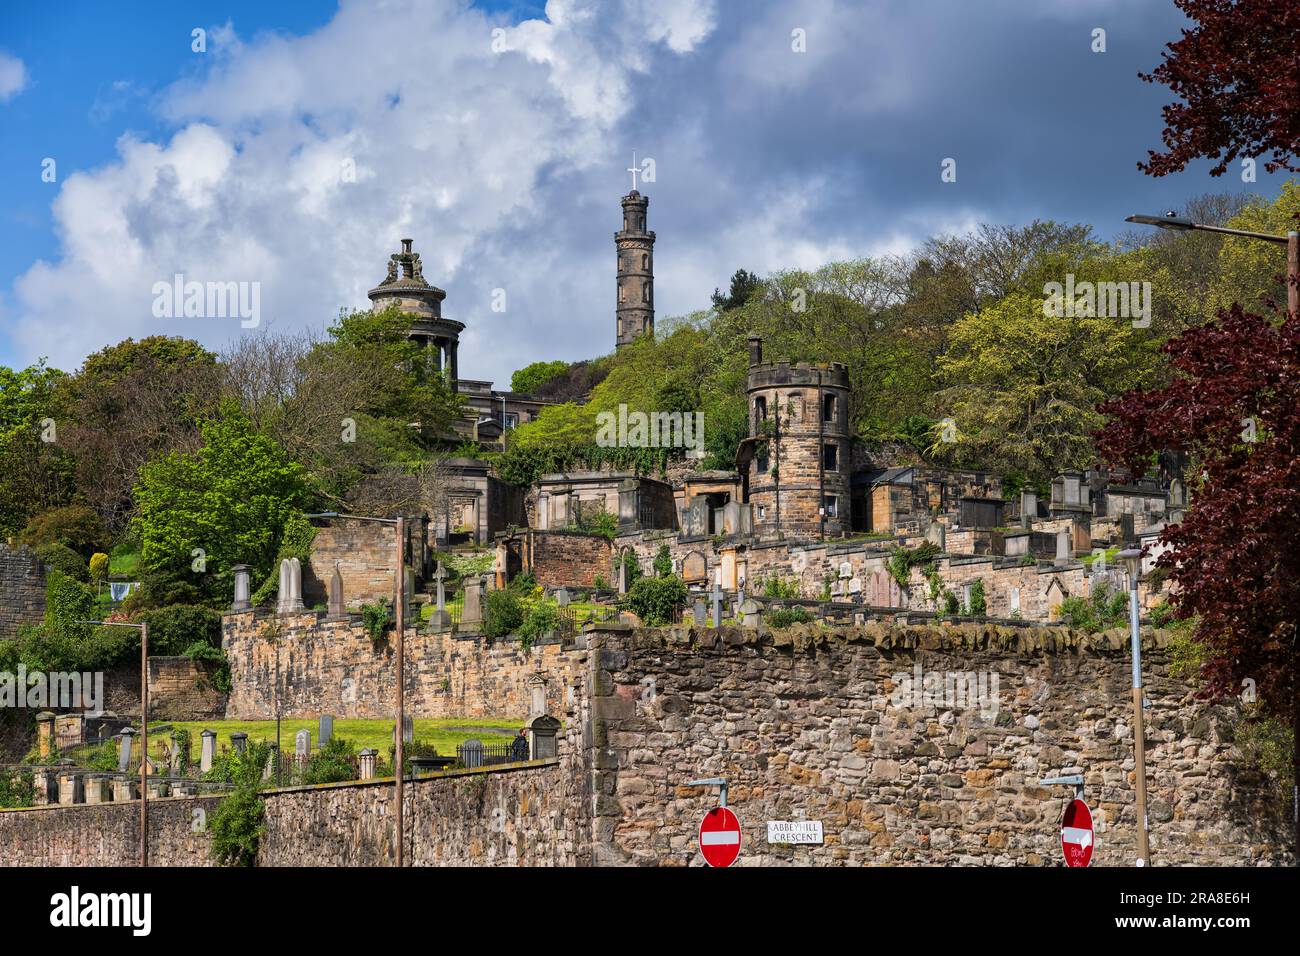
615, 191, 655, 348
744, 336, 851, 538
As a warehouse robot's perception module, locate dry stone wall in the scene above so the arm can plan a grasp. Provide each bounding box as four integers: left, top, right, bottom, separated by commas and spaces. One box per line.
0, 543, 45, 639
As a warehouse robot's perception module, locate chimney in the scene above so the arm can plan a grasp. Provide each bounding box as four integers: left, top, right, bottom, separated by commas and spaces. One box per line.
747, 336, 763, 367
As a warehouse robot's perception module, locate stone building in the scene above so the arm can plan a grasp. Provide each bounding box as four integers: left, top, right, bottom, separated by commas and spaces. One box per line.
741, 337, 851, 539
440, 457, 527, 545
368, 238, 465, 390
615, 190, 655, 347
533, 472, 676, 533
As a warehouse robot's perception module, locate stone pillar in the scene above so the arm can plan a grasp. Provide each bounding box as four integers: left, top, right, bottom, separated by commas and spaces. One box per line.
200, 729, 217, 773
117, 727, 136, 773
84, 774, 108, 805
231, 564, 252, 612
111, 776, 135, 803
36, 711, 55, 758
57, 767, 82, 805
358, 748, 377, 780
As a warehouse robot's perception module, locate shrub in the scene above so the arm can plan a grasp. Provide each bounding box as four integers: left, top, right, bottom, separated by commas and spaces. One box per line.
88, 552, 109, 586
184, 641, 232, 693
518, 602, 559, 648
208, 740, 270, 867
886, 542, 940, 588
20, 505, 107, 558
0, 768, 36, 809
483, 589, 525, 638
385, 739, 441, 777
1057, 583, 1128, 631
968, 579, 986, 616
509, 570, 538, 593
760, 575, 800, 599
360, 597, 392, 645
625, 575, 688, 626
35, 542, 90, 583
652, 545, 673, 578
620, 551, 643, 588
301, 736, 358, 785
767, 606, 814, 628
139, 604, 221, 656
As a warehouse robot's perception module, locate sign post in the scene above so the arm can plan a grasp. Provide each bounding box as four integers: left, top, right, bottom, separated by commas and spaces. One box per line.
688, 777, 740, 867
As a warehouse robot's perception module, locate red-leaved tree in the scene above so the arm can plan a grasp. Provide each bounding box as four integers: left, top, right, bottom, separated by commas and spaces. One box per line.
1096, 302, 1298, 860
1139, 0, 1300, 177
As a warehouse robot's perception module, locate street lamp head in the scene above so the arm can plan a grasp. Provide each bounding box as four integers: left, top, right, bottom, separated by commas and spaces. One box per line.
1126, 213, 1195, 232
1116, 546, 1143, 581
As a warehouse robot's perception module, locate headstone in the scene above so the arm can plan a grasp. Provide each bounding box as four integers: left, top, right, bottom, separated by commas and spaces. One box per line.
295, 730, 310, 766
393, 715, 414, 745
461, 739, 484, 769
358, 748, 378, 780
926, 522, 946, 549
693, 597, 707, 626
554, 587, 570, 607
739, 598, 761, 628
847, 577, 861, 594
528, 676, 547, 717
617, 555, 629, 594
710, 582, 724, 627
722, 501, 742, 536
200, 729, 217, 773
327, 562, 345, 617
428, 561, 452, 629
117, 727, 135, 773
461, 576, 485, 625
1020, 491, 1038, 528
318, 715, 334, 750
682, 551, 707, 583
1055, 530, 1071, 566
169, 731, 189, 775
231, 564, 252, 612
527, 715, 561, 759
231, 732, 248, 756
263, 743, 279, 781
839, 561, 853, 579
277, 557, 305, 614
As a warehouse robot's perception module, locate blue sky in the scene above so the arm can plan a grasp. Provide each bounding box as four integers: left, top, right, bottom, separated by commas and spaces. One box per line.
0, 0, 1285, 385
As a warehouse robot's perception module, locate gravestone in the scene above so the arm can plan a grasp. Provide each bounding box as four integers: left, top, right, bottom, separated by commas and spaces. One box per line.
527, 715, 561, 760
199, 730, 217, 773
263, 743, 279, 781
739, 598, 761, 628
231, 565, 252, 612
117, 727, 135, 773
693, 597, 707, 626
295, 730, 310, 766
554, 588, 570, 607
428, 562, 451, 629
277, 557, 305, 614
1055, 530, 1071, 566
461, 739, 484, 769
169, 731, 189, 775
393, 715, 413, 745
461, 577, 485, 625
1020, 491, 1038, 528
682, 551, 707, 583
926, 522, 946, 549
839, 561, 853, 579
617, 555, 629, 594
318, 715, 334, 750
327, 562, 345, 618
231, 732, 248, 756
710, 582, 724, 627
358, 748, 377, 780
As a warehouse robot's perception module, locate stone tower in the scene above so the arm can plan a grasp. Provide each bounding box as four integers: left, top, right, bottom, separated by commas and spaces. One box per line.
615, 190, 655, 348
367, 238, 465, 391
745, 337, 852, 538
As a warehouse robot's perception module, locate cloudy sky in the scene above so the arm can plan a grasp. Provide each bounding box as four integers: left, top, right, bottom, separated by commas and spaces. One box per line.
0, 0, 1285, 385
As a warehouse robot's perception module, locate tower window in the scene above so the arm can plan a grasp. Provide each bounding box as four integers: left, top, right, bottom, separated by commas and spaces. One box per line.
822, 394, 836, 423
823, 443, 838, 471
619, 283, 625, 303
823, 495, 838, 518
642, 283, 649, 302
641, 253, 648, 270
754, 396, 767, 426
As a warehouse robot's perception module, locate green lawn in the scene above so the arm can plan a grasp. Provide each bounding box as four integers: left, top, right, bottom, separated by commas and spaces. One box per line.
144, 717, 525, 765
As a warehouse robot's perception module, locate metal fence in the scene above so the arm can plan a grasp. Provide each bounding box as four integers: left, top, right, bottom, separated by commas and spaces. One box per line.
455, 741, 528, 768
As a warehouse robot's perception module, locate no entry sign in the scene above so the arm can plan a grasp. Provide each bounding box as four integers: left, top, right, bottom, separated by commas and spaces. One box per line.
699, 806, 742, 867
1060, 798, 1094, 867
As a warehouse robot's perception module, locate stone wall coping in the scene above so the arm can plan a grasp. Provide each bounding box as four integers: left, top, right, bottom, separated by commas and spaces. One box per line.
594, 622, 1175, 658
0, 759, 562, 816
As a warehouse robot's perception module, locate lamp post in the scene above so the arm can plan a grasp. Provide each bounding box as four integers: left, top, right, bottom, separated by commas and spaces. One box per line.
306, 511, 409, 866
1125, 213, 1299, 319
78, 619, 148, 866
1116, 546, 1150, 866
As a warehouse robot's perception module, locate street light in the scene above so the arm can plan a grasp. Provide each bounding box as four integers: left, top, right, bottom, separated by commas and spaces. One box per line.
1116, 545, 1150, 866
1126, 212, 1299, 318
78, 619, 148, 867
305, 510, 410, 867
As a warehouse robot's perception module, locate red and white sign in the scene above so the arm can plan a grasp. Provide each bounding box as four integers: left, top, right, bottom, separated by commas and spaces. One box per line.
1060, 798, 1094, 867
699, 806, 742, 867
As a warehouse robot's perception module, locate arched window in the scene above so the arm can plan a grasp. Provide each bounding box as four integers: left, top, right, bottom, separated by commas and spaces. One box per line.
641, 254, 648, 270
642, 282, 649, 302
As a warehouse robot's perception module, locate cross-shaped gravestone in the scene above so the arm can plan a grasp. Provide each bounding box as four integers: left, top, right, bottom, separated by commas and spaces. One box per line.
295, 730, 310, 765
429, 562, 452, 629
710, 582, 724, 628
433, 561, 447, 610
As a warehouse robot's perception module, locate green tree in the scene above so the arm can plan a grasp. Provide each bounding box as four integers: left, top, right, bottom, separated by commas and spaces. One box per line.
133, 401, 309, 605
510, 360, 570, 395
0, 362, 73, 537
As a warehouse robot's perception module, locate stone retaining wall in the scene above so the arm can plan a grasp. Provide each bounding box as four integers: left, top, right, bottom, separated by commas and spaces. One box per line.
0, 543, 45, 640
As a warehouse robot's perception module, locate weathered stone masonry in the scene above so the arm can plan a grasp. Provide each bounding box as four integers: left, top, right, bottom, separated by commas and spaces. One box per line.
0, 543, 45, 640
585, 624, 1291, 866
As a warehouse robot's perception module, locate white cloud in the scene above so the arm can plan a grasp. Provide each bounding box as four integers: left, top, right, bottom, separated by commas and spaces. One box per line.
0, 51, 28, 101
